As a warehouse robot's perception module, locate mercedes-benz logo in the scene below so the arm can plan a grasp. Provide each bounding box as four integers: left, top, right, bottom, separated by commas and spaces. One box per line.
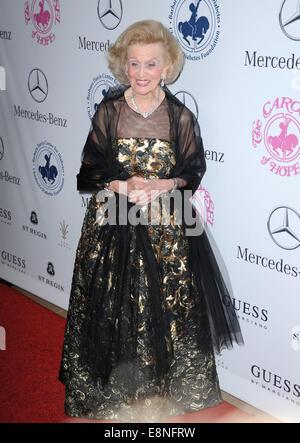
279, 0, 300, 41
267, 206, 300, 250
97, 0, 122, 30
28, 68, 48, 103
174, 91, 199, 121
0, 137, 4, 161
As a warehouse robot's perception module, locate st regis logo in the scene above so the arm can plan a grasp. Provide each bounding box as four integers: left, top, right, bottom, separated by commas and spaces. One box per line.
252, 97, 300, 177
24, 0, 60, 45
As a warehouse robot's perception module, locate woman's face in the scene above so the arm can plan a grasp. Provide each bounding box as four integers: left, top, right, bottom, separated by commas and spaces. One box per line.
126, 42, 170, 96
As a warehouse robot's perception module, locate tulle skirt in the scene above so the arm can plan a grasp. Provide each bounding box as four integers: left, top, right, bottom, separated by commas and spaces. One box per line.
58, 191, 242, 420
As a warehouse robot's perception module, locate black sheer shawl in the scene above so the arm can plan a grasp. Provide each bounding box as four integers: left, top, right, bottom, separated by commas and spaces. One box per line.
76, 85, 243, 383
77, 84, 206, 195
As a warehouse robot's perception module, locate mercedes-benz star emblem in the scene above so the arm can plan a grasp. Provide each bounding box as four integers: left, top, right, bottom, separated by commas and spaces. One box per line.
267, 206, 300, 250
28, 68, 48, 103
279, 0, 300, 41
174, 91, 199, 121
98, 0, 122, 30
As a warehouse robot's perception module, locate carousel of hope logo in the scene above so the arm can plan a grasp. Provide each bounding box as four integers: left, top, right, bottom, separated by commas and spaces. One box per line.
24, 0, 60, 45
252, 97, 300, 177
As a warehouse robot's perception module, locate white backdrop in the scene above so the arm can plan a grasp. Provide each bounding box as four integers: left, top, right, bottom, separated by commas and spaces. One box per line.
0, 0, 299, 422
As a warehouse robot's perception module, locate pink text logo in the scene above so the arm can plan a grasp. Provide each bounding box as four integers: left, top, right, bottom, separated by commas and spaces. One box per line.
24, 0, 60, 46
252, 97, 300, 177
191, 185, 214, 227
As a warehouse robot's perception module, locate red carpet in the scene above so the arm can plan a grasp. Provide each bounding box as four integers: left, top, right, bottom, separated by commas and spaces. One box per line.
0, 281, 261, 423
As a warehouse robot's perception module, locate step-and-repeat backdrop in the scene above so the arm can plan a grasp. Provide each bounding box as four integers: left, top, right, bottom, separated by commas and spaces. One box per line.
0, 0, 299, 422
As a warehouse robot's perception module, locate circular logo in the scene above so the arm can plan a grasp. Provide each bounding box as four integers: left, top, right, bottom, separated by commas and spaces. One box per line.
28, 68, 48, 103
267, 206, 300, 250
32, 141, 64, 196
87, 73, 119, 120
0, 137, 4, 161
252, 97, 300, 177
175, 90, 199, 120
264, 113, 300, 163
24, 0, 60, 45
31, 0, 53, 35
279, 0, 300, 41
169, 0, 220, 61
97, 0, 123, 30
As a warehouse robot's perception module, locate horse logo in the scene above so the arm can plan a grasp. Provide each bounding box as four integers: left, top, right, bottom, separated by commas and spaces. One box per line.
32, 141, 64, 196
252, 97, 300, 177
178, 1, 210, 47
87, 73, 119, 120
267, 118, 299, 161
33, 0, 52, 34
24, 0, 60, 45
39, 152, 58, 184
169, 0, 220, 60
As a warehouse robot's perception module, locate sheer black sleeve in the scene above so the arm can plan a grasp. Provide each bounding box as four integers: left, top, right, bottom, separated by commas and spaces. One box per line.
76, 101, 119, 192
175, 106, 206, 195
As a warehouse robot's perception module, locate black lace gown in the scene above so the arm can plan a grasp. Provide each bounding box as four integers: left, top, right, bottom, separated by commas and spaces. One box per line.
58, 87, 243, 421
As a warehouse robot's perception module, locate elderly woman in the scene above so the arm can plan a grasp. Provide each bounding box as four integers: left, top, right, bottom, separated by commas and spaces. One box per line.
59, 19, 243, 421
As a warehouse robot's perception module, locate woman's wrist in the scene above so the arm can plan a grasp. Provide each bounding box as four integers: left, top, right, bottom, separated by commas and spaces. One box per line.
109, 179, 132, 195
162, 178, 187, 192
158, 179, 175, 192
106, 178, 187, 194
104, 180, 117, 192
175, 178, 187, 188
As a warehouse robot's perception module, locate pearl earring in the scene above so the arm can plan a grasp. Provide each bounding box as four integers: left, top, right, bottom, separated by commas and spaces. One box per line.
160, 75, 166, 88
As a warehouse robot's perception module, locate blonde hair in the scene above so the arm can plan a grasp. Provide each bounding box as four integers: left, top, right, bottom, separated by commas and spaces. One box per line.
108, 20, 184, 85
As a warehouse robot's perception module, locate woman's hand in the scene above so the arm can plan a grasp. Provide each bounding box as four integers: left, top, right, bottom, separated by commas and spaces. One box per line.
128, 177, 174, 206
109, 176, 175, 205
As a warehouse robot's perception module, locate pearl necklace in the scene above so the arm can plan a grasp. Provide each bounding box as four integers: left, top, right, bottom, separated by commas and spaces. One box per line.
131, 86, 161, 118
